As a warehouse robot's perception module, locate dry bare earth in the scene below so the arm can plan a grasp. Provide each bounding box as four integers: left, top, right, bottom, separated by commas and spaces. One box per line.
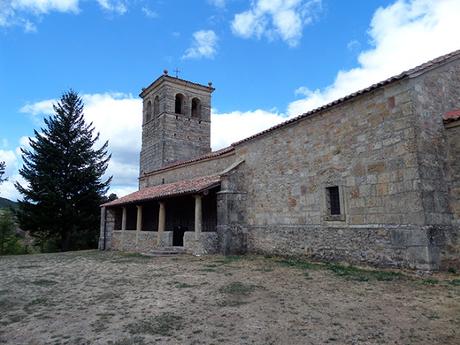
0, 251, 459, 345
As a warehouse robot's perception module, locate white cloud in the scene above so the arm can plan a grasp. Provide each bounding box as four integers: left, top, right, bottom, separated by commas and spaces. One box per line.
288, 0, 460, 116
20, 99, 54, 115
211, 109, 287, 149
347, 39, 360, 51
11, 0, 80, 14
97, 0, 127, 15
208, 0, 226, 8
183, 30, 218, 60
0, 0, 80, 30
0, 0, 128, 31
0, 147, 23, 200
141, 6, 157, 18
231, 0, 322, 47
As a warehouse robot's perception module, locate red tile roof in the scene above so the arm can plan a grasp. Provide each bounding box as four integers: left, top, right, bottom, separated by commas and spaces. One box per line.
103, 175, 221, 207
443, 109, 460, 123
142, 146, 235, 177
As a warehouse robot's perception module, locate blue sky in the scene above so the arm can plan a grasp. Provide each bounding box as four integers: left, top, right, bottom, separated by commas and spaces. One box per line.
1, 0, 459, 200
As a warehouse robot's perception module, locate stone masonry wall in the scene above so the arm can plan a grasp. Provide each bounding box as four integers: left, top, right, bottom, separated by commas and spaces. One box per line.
140, 151, 237, 188
110, 230, 170, 252
231, 76, 443, 269
410, 59, 460, 225
446, 124, 460, 225
408, 59, 460, 269
140, 79, 212, 175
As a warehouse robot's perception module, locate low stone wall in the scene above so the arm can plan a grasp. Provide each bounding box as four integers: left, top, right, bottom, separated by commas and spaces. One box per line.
247, 225, 457, 270
110, 230, 173, 252
158, 231, 173, 247
184, 232, 218, 255
136, 232, 158, 253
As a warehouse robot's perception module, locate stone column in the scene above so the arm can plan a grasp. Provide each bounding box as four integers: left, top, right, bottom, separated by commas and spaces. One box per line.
121, 207, 127, 250
98, 207, 106, 250
121, 207, 127, 231
136, 205, 143, 245
194, 195, 202, 240
157, 202, 166, 246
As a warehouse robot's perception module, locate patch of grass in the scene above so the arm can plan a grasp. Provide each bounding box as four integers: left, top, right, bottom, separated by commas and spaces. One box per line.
219, 282, 258, 296
304, 272, 313, 280
199, 268, 216, 272
276, 258, 322, 270
217, 299, 249, 307
0, 297, 17, 312
273, 256, 405, 282
92, 312, 115, 332
252, 267, 274, 272
94, 291, 121, 302
420, 278, 439, 285
449, 279, 460, 286
175, 282, 195, 289
213, 255, 243, 265
112, 337, 146, 345
425, 312, 440, 320
31, 279, 58, 287
325, 263, 404, 282
24, 297, 55, 313
167, 280, 196, 288
125, 312, 183, 336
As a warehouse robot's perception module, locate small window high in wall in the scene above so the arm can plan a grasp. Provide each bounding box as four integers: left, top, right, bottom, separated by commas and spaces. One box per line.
324, 185, 345, 221
175, 93, 184, 114
327, 186, 341, 215
191, 97, 201, 117
146, 100, 152, 122
154, 96, 160, 117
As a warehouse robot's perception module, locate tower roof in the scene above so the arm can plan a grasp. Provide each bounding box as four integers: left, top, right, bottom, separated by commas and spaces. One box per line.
140, 74, 215, 98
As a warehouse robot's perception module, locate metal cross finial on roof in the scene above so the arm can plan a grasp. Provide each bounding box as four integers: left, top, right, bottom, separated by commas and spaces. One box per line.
174, 68, 181, 78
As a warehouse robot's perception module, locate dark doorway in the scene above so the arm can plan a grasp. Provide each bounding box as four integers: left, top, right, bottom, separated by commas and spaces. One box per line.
173, 226, 188, 246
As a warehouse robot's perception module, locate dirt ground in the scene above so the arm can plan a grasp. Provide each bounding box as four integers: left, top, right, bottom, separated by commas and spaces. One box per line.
0, 251, 459, 345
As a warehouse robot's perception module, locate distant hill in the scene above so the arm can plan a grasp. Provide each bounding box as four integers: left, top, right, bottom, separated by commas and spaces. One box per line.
0, 197, 18, 209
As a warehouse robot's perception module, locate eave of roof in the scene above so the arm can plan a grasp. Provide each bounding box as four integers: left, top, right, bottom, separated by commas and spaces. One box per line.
102, 175, 221, 207
443, 109, 460, 123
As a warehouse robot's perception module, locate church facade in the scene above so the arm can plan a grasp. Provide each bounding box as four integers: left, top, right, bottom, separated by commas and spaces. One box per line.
100, 50, 460, 271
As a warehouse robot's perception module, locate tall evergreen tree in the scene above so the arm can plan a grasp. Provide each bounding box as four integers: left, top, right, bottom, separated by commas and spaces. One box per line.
15, 91, 112, 251
0, 161, 6, 185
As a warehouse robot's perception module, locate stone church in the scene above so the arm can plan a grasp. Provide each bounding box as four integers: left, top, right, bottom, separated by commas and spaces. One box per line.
100, 50, 460, 271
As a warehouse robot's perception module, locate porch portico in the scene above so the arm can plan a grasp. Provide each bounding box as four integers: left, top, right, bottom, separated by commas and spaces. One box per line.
100, 175, 220, 255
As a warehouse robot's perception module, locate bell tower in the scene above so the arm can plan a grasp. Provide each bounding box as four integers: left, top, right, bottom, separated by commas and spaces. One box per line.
139, 71, 214, 176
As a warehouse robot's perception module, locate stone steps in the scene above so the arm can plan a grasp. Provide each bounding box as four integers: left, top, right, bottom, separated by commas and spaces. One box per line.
143, 246, 187, 256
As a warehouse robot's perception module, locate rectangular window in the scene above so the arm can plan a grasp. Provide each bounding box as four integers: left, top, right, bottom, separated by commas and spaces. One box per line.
327, 186, 341, 215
